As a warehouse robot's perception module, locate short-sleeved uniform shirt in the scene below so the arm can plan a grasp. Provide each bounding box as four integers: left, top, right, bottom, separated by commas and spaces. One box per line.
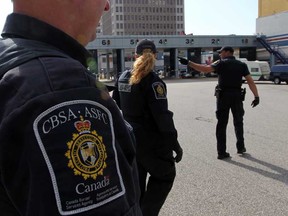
211, 56, 250, 89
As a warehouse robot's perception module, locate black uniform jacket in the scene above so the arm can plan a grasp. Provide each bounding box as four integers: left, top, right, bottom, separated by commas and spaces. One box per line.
113, 71, 178, 166
0, 13, 142, 216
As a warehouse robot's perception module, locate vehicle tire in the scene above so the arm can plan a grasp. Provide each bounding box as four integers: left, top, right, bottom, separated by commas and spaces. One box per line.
286, 81, 288, 85
274, 77, 281, 84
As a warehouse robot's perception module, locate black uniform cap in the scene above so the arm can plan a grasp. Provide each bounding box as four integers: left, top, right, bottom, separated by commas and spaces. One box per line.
217, 46, 234, 53
135, 39, 156, 55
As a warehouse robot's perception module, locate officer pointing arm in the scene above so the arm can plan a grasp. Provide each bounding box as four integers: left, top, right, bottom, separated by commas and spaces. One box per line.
178, 55, 259, 107
179, 46, 259, 159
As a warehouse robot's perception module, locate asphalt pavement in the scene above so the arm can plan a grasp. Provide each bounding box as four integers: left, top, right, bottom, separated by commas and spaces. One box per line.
157, 78, 288, 216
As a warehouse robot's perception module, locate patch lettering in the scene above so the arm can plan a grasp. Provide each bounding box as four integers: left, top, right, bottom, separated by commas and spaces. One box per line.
33, 100, 125, 215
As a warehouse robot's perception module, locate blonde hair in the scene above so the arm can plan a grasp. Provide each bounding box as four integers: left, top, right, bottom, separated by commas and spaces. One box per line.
129, 49, 156, 85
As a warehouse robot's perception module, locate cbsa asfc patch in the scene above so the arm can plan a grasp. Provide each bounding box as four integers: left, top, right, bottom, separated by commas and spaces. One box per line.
33, 100, 125, 215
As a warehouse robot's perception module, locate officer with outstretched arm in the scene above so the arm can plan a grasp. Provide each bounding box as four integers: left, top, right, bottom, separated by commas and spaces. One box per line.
179, 46, 259, 159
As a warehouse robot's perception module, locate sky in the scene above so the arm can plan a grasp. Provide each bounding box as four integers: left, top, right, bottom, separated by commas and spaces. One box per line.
0, 0, 258, 36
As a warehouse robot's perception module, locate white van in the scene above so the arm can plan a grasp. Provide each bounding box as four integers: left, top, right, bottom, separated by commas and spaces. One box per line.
239, 58, 270, 81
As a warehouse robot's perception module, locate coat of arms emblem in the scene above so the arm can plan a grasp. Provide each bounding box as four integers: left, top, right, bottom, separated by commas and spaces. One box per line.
65, 116, 107, 180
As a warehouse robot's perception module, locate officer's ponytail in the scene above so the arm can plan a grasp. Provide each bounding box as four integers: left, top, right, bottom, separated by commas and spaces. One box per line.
129, 49, 156, 85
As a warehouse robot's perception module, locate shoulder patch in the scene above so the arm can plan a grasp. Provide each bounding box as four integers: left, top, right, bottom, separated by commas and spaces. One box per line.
33, 100, 125, 215
118, 83, 131, 92
152, 82, 166, 99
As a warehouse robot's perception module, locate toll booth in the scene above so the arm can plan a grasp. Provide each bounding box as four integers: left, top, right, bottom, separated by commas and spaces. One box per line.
86, 35, 258, 79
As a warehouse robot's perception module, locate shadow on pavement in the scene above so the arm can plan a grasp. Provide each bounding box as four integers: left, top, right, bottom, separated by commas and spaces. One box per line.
224, 153, 288, 185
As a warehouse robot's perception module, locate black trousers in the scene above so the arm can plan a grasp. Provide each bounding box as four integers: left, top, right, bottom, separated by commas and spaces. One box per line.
137, 160, 175, 216
216, 91, 245, 154
129, 122, 176, 216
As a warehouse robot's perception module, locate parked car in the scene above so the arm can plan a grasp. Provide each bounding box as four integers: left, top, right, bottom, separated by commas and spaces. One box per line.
269, 64, 288, 84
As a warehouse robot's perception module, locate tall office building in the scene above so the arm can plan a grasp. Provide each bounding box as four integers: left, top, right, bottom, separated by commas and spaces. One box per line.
99, 0, 185, 36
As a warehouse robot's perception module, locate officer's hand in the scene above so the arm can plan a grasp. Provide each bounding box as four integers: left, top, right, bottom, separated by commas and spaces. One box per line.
251, 96, 260, 108
178, 57, 189, 65
173, 145, 183, 163
174, 147, 183, 163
